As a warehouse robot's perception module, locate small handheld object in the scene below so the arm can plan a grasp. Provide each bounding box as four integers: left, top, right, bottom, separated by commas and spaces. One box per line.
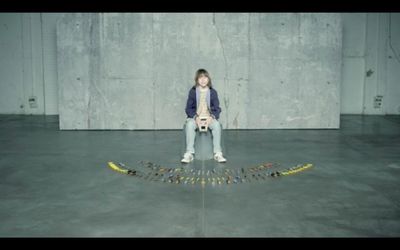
198, 116, 208, 132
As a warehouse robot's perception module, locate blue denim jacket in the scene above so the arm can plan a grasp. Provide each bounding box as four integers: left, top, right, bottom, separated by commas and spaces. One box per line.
185, 86, 221, 120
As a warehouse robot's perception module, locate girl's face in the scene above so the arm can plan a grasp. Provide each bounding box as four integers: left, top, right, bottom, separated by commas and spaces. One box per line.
198, 75, 209, 88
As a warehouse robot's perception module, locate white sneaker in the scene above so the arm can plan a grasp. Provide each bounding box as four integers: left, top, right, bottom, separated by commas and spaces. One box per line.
214, 152, 227, 163
181, 152, 194, 163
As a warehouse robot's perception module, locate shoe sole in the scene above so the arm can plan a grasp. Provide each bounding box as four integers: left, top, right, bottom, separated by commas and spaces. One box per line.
181, 159, 193, 163
214, 158, 226, 163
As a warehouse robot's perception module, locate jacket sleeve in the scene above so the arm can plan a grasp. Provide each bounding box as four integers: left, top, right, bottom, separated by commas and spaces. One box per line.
185, 89, 197, 118
210, 89, 221, 120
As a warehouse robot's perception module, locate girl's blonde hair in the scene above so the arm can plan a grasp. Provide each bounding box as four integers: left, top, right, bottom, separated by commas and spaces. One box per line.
194, 69, 212, 88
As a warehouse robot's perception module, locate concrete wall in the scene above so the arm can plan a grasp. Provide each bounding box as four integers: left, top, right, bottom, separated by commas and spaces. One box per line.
341, 13, 400, 115
341, 13, 366, 114
0, 13, 60, 115
386, 13, 400, 114
0, 13, 45, 115
1, 13, 399, 124
57, 13, 342, 130
0, 14, 25, 114
41, 14, 60, 115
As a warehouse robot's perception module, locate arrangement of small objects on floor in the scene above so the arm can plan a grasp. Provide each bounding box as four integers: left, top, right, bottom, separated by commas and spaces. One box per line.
107, 160, 313, 186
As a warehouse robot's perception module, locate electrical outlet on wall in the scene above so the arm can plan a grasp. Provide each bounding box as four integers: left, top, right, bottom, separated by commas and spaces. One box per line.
29, 96, 37, 108
374, 95, 383, 109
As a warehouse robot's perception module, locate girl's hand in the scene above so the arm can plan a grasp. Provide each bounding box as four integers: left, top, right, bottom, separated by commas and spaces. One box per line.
195, 116, 201, 127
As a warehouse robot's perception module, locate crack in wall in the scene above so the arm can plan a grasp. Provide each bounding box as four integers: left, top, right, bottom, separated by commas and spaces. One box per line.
88, 14, 112, 129
87, 15, 94, 129
247, 13, 251, 128
212, 13, 229, 129
152, 14, 156, 129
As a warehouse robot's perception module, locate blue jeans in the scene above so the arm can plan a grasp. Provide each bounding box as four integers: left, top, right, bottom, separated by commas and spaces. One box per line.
185, 118, 222, 154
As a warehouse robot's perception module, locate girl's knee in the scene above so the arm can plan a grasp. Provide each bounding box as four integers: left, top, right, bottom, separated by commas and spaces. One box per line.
186, 119, 197, 130
210, 120, 221, 130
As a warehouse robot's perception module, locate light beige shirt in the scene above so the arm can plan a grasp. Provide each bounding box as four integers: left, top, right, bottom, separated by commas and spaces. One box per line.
196, 87, 211, 118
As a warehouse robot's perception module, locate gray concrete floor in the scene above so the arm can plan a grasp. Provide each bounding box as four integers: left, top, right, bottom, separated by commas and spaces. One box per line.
0, 114, 399, 237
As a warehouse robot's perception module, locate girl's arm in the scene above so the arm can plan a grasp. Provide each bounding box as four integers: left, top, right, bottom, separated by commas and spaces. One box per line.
185, 90, 197, 118
210, 90, 222, 120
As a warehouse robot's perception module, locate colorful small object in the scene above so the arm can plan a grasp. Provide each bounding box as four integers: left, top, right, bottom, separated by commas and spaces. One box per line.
108, 161, 313, 186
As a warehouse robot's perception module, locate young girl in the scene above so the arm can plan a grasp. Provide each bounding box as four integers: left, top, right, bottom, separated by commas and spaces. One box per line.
181, 69, 227, 163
